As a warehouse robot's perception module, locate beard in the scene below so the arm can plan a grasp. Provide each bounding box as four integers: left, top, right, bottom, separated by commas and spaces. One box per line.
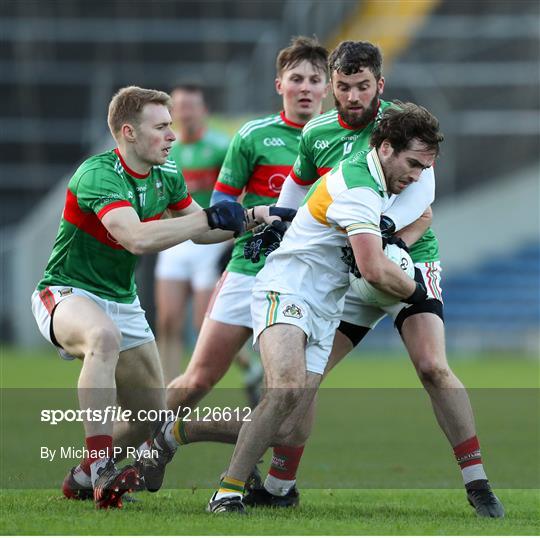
335, 93, 379, 128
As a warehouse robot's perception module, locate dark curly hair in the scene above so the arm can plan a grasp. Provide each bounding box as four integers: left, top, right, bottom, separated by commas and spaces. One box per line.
370, 102, 444, 154
328, 41, 383, 79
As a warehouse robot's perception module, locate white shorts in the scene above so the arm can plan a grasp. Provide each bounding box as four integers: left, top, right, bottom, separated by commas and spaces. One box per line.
251, 291, 338, 375
341, 261, 444, 327
31, 286, 155, 360
155, 240, 227, 290
206, 271, 255, 329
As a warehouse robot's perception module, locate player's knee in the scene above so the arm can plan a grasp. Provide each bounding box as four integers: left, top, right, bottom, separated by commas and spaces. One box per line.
416, 358, 451, 387
266, 386, 304, 417
85, 325, 121, 356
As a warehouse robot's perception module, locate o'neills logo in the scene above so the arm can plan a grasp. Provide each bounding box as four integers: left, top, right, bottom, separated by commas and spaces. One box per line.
271, 454, 287, 470
457, 449, 481, 465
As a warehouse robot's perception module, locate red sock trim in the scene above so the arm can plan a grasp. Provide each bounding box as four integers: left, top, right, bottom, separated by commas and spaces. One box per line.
79, 460, 91, 475
80, 434, 113, 472
269, 445, 305, 480
453, 435, 482, 469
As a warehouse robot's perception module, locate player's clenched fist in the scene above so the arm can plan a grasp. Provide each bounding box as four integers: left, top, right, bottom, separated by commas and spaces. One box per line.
203, 201, 247, 236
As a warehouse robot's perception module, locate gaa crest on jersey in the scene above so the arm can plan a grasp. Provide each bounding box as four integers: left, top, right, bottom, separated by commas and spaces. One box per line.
283, 304, 303, 319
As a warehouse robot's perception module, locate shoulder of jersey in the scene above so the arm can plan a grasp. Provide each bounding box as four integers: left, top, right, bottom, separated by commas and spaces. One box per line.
339, 151, 382, 192
301, 109, 339, 137
153, 158, 179, 176
75, 150, 118, 178
237, 113, 282, 139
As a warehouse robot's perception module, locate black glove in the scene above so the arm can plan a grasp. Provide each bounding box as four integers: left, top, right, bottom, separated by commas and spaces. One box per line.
379, 215, 396, 239
204, 201, 246, 236
243, 220, 288, 263
246, 206, 297, 226
404, 267, 428, 304
268, 206, 296, 222
341, 245, 361, 278
383, 234, 410, 252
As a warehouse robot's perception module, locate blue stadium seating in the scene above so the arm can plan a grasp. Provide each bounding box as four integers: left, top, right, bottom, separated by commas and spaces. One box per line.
362, 243, 540, 352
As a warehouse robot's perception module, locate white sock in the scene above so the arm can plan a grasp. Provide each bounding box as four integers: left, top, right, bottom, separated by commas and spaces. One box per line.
264, 474, 295, 496
162, 420, 180, 449
72, 465, 91, 487
90, 458, 109, 486
462, 464, 488, 485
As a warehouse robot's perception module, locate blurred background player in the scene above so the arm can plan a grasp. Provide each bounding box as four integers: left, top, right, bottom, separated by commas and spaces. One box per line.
154, 84, 230, 383
165, 36, 329, 414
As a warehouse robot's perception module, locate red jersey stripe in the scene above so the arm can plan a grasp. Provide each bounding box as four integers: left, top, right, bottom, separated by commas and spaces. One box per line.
290, 169, 313, 185
168, 194, 193, 211
183, 167, 220, 192
97, 200, 132, 220
39, 288, 56, 315
317, 167, 331, 177
214, 182, 243, 196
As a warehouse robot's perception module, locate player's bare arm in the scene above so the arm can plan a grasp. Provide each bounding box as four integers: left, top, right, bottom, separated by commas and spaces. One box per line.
395, 206, 432, 247
350, 232, 416, 299
101, 205, 211, 254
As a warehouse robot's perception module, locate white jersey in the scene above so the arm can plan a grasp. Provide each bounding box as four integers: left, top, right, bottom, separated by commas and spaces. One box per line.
254, 148, 391, 321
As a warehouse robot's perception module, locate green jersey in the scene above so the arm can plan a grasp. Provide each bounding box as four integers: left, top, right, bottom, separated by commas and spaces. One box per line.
214, 111, 305, 276
291, 101, 439, 263
38, 149, 192, 303
169, 129, 229, 208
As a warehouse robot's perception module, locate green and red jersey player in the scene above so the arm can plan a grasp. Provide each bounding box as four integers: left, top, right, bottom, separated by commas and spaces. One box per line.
30, 86, 267, 509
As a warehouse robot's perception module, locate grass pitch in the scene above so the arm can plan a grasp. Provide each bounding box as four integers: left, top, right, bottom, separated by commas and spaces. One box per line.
1, 489, 539, 535
1, 346, 539, 535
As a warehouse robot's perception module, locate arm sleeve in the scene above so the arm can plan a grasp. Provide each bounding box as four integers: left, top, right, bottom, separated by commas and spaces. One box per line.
213, 130, 253, 196
383, 166, 435, 231
167, 169, 193, 211
276, 174, 310, 209
75, 169, 132, 219
210, 190, 238, 204
326, 187, 383, 238
290, 130, 319, 186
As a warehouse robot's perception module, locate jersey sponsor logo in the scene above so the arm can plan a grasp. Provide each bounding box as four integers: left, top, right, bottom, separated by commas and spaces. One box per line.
341, 134, 359, 141
263, 137, 286, 147
314, 139, 330, 150
100, 193, 123, 201
246, 164, 292, 198
283, 304, 303, 319
343, 141, 354, 156
268, 173, 286, 194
